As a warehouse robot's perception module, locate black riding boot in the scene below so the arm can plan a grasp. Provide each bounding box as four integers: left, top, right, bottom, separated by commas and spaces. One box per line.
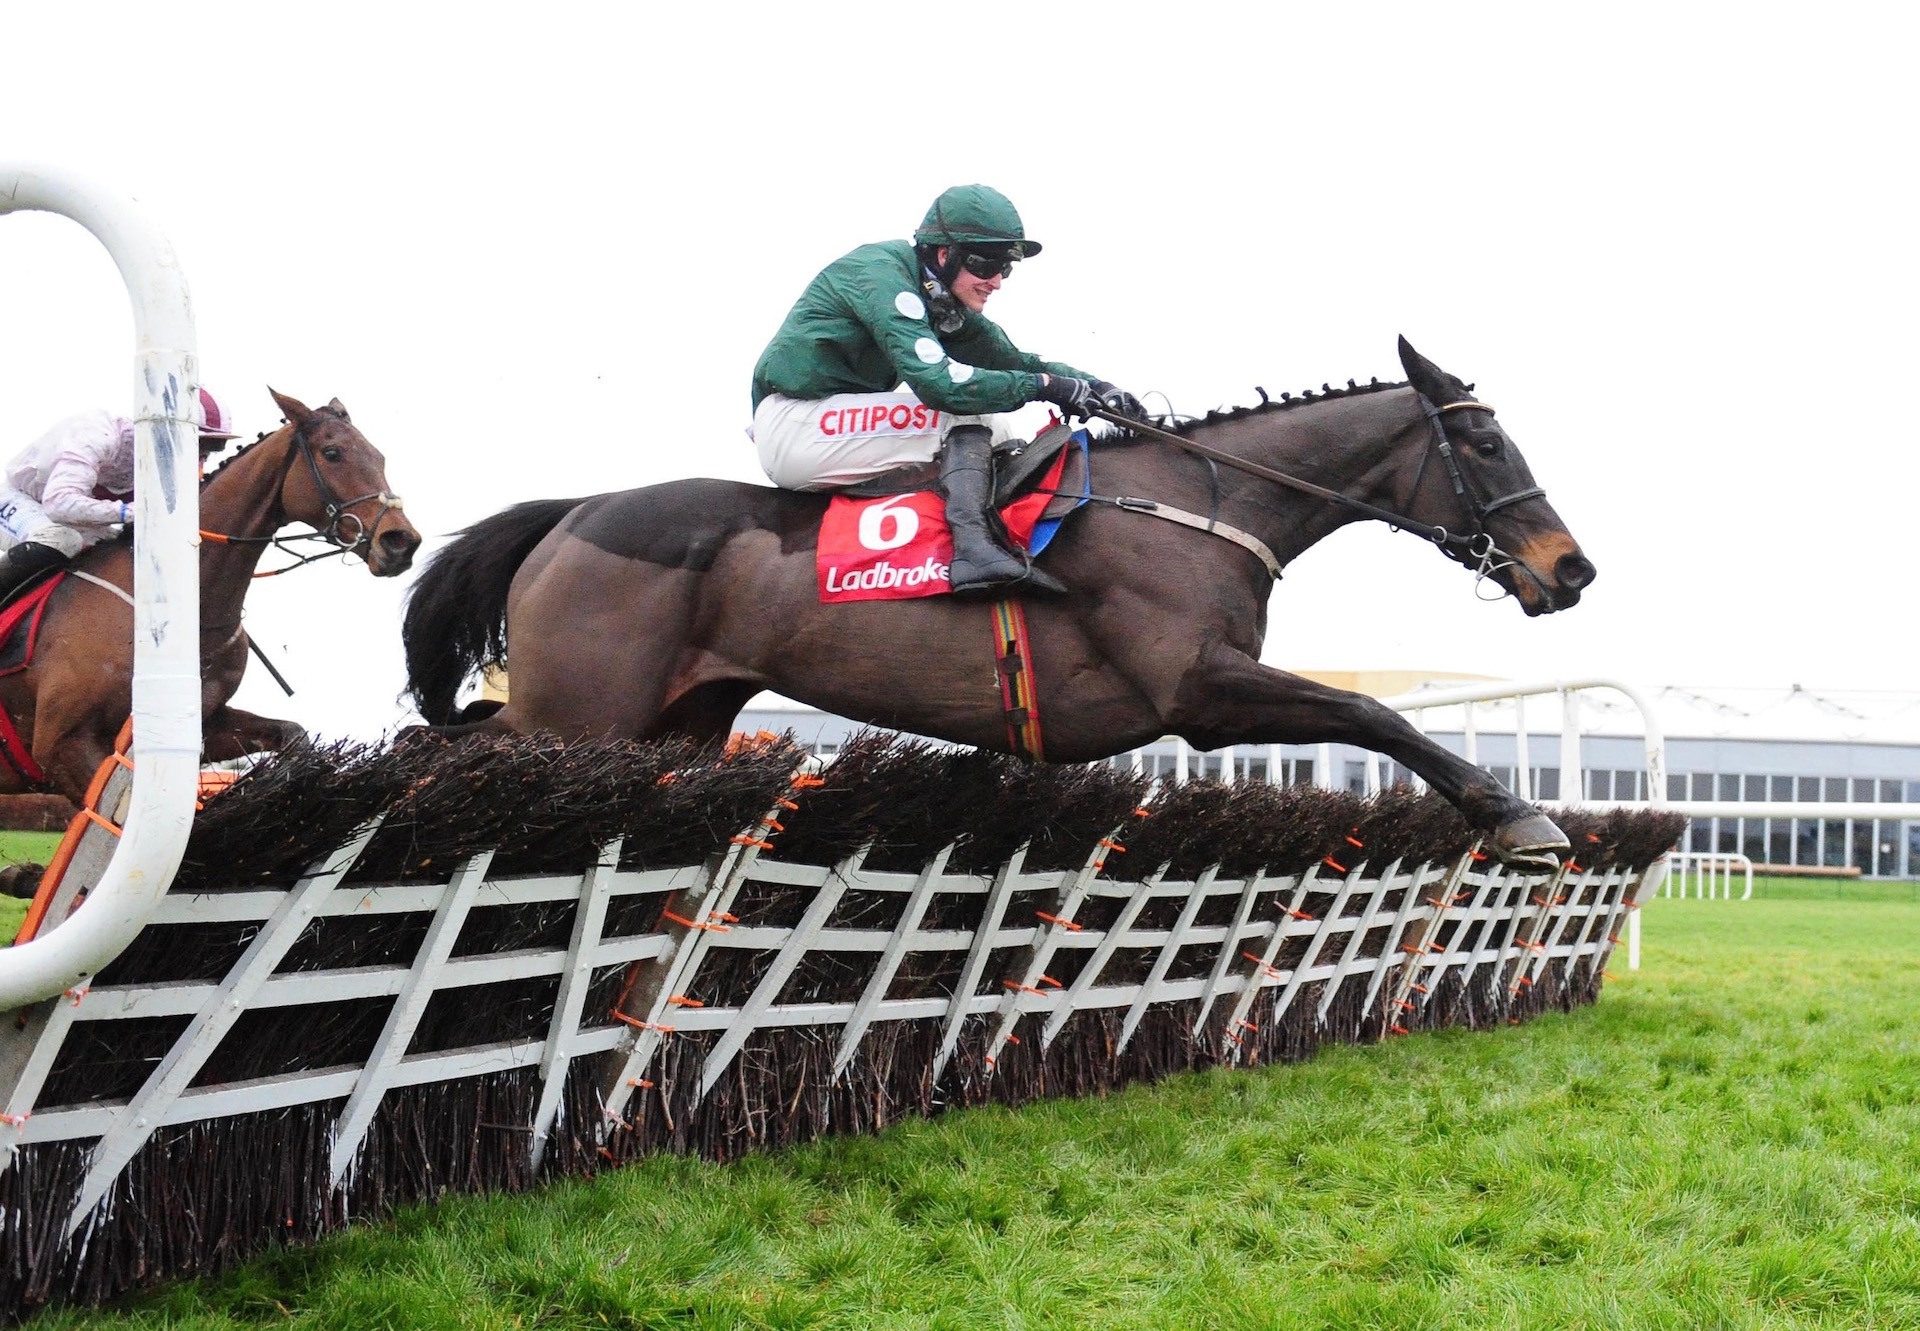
0, 541, 69, 602
939, 426, 1064, 596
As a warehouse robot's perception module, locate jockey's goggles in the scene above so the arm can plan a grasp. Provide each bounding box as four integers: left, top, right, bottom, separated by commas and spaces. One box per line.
959, 250, 1017, 280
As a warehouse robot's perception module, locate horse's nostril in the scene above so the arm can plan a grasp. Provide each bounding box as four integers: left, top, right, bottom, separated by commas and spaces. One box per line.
1556, 553, 1596, 590
380, 530, 418, 554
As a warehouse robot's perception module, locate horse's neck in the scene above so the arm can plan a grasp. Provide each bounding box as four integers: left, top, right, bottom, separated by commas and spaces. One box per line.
196, 433, 292, 625
1161, 389, 1422, 565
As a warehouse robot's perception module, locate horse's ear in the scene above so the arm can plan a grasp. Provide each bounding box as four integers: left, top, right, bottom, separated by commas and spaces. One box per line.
1396, 336, 1450, 400
269, 388, 314, 425
324, 398, 351, 422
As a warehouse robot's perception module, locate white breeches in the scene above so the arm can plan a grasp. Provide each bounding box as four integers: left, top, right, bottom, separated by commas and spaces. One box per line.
751, 390, 1011, 490
0, 490, 102, 557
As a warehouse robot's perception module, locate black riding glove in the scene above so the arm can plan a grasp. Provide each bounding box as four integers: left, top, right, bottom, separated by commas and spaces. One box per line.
1091, 380, 1145, 419
1035, 374, 1098, 420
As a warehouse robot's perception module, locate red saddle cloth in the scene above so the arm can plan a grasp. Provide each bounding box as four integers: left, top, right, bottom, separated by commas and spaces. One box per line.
816, 448, 1068, 604
0, 573, 65, 679
0, 572, 66, 785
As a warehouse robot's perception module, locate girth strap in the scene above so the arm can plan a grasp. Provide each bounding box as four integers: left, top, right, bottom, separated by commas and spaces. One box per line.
1109, 496, 1283, 580
991, 598, 1044, 761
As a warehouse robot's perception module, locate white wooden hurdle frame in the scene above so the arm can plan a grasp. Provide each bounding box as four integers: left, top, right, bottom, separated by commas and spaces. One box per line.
1, 803, 1655, 1242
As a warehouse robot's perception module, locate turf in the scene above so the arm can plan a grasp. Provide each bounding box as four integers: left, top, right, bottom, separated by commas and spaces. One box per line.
10, 879, 1916, 1329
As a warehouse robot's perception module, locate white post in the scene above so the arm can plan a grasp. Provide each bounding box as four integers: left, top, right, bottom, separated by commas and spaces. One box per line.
0, 166, 201, 1009
1514, 695, 1531, 800
1559, 687, 1582, 806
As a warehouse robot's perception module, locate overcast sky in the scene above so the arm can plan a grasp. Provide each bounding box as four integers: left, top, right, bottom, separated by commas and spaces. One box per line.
3, 3, 1913, 743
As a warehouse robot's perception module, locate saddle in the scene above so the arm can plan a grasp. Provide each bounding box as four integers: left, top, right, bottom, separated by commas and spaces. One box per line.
839, 421, 1079, 507
0, 570, 66, 678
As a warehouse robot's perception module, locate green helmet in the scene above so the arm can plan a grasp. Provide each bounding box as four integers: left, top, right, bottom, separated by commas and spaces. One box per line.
913, 184, 1042, 258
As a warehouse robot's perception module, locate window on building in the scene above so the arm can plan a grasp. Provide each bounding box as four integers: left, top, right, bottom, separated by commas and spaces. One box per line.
1291, 759, 1316, 788
1667, 773, 1688, 801
1718, 773, 1741, 802
1742, 821, 1766, 862
1853, 777, 1878, 803
1689, 821, 1713, 852
1535, 768, 1559, 800
1798, 776, 1822, 803
1744, 775, 1767, 802
1822, 819, 1848, 867
1796, 820, 1818, 866
1824, 778, 1848, 802
1767, 822, 1791, 865
1771, 775, 1794, 802
1245, 758, 1268, 783
1345, 761, 1368, 794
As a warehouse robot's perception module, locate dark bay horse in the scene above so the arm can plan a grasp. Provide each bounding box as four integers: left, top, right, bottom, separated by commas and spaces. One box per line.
0, 390, 421, 800
402, 339, 1594, 856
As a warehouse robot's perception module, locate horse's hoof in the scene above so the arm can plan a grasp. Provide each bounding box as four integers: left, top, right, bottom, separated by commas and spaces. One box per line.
1492, 811, 1569, 863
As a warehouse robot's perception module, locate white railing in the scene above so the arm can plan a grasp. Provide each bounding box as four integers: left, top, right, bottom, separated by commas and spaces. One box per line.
1380, 676, 1668, 809
1661, 851, 1754, 900
0, 166, 203, 1009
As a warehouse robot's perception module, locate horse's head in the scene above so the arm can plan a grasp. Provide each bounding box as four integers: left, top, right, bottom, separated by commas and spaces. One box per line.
1395, 337, 1596, 615
267, 389, 423, 576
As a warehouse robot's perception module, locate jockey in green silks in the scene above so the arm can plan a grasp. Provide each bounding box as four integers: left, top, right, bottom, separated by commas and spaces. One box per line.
750, 184, 1142, 595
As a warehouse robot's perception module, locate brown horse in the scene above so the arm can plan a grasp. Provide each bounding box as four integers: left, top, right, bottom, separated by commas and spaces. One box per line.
0, 390, 421, 800
402, 339, 1594, 856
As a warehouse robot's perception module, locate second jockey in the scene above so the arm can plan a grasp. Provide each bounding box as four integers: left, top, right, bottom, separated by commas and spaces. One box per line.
0, 387, 243, 598
751, 184, 1141, 595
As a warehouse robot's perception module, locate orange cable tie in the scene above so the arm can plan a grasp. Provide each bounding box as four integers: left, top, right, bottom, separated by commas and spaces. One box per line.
730, 836, 776, 851
790, 775, 827, 789
666, 995, 705, 1008
762, 818, 786, 833
661, 910, 730, 933
1038, 975, 1062, 988
1322, 856, 1349, 874
776, 798, 800, 811
1389, 1024, 1410, 1035
82, 810, 123, 838
1287, 908, 1315, 921
1002, 980, 1046, 996
1098, 839, 1127, 853
626, 1078, 655, 1090
1035, 911, 1082, 931
0, 1111, 29, 1127
1345, 834, 1365, 849
1410, 983, 1429, 994
1132, 806, 1153, 818
1006, 1034, 1022, 1046
610, 1012, 676, 1034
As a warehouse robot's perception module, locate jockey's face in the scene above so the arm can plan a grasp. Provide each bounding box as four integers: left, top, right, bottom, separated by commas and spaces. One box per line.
938, 247, 1005, 314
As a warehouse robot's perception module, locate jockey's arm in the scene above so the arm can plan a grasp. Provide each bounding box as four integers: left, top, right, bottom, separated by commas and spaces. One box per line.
840, 266, 1039, 416
943, 316, 1096, 388
40, 422, 130, 530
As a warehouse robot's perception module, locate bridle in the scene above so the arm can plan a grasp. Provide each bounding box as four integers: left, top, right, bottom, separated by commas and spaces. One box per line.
1090, 393, 1553, 600
1403, 397, 1548, 600
201, 411, 406, 576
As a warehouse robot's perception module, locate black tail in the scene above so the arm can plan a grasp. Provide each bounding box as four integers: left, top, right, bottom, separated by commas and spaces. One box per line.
401, 497, 587, 723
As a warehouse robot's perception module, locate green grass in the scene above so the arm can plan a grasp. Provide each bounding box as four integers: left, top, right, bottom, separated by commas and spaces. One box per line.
15, 885, 1920, 1329
0, 829, 62, 866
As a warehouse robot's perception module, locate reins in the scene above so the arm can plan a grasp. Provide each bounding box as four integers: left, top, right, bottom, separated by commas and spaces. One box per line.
1089, 396, 1553, 598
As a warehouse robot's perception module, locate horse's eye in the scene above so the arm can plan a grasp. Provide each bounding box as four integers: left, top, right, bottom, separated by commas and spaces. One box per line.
1472, 432, 1502, 457
321, 446, 344, 463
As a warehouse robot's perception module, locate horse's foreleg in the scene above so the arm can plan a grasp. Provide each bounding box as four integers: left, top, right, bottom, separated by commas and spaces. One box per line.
1165, 642, 1567, 857
203, 705, 307, 762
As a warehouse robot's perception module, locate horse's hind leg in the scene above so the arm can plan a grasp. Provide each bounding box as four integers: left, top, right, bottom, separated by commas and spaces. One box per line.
650, 679, 765, 748
1165, 642, 1566, 858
